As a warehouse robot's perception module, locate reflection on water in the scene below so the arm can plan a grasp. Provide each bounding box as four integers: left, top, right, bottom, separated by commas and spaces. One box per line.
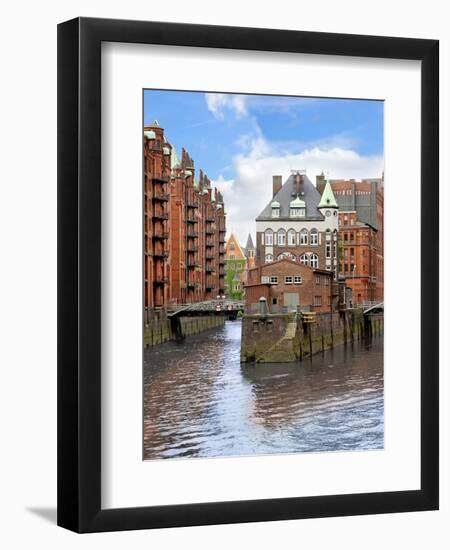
143, 320, 383, 459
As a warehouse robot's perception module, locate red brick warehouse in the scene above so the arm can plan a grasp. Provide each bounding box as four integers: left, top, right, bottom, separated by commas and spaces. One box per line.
143, 121, 226, 310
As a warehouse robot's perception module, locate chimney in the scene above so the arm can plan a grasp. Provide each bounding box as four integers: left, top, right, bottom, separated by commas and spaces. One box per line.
316, 172, 326, 193
272, 175, 282, 198
272, 176, 283, 197
295, 173, 302, 195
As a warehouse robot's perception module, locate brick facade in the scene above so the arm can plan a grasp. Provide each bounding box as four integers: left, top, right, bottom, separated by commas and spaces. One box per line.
245, 258, 336, 313
144, 121, 226, 309
316, 176, 384, 304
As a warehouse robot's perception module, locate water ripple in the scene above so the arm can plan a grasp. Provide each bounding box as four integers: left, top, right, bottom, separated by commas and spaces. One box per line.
143, 321, 384, 459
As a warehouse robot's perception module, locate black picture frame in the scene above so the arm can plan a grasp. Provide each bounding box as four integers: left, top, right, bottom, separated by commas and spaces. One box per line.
57, 17, 439, 533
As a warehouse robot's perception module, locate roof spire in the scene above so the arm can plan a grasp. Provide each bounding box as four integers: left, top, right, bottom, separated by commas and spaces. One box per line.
318, 179, 338, 208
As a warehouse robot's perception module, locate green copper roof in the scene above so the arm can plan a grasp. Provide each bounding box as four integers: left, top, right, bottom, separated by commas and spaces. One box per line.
289, 196, 306, 208
318, 180, 338, 208
162, 146, 171, 156
271, 200, 280, 208
144, 130, 156, 140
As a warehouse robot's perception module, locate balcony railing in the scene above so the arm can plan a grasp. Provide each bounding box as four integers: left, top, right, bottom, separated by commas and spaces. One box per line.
152, 212, 169, 221
152, 232, 169, 240
153, 276, 169, 285
152, 193, 169, 202
187, 201, 199, 208
187, 231, 198, 238
205, 241, 215, 247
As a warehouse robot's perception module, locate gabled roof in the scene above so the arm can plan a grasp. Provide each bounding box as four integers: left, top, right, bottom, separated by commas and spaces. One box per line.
225, 232, 246, 260
256, 173, 324, 221
318, 180, 338, 208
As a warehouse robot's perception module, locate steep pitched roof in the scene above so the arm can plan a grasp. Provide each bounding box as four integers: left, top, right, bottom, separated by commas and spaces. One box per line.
244, 233, 255, 251
256, 173, 324, 221
225, 232, 246, 260
318, 180, 338, 208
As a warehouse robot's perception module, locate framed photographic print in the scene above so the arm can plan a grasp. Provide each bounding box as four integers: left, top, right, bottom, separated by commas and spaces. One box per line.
57, 17, 439, 532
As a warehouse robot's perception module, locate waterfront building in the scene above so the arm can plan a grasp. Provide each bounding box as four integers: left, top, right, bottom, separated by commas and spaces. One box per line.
245, 258, 337, 313
144, 121, 226, 310
255, 171, 340, 278
316, 174, 384, 304
224, 232, 246, 300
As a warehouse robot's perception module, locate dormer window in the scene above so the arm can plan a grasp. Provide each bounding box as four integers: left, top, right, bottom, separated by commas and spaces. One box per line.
271, 200, 280, 218
289, 196, 306, 217
290, 207, 305, 217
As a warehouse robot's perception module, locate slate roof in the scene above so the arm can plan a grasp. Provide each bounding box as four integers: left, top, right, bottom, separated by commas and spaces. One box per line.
256, 173, 324, 221
244, 233, 255, 252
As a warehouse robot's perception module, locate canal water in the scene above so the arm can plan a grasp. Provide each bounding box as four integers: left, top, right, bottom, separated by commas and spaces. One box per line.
143, 320, 384, 460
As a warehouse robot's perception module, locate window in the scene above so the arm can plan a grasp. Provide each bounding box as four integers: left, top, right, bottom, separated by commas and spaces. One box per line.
290, 207, 305, 217
229, 243, 235, 250
277, 229, 286, 246
270, 276, 278, 284
300, 228, 308, 245
272, 298, 278, 305
326, 243, 331, 258
310, 254, 318, 268
294, 276, 302, 284
272, 208, 280, 218
310, 228, 318, 246
229, 255, 235, 260
265, 229, 273, 246
285, 276, 293, 284
324, 277, 330, 286
300, 253, 309, 266
314, 295, 322, 306
315, 276, 321, 285
288, 229, 296, 246
265, 253, 273, 263
261, 276, 270, 283
278, 252, 295, 261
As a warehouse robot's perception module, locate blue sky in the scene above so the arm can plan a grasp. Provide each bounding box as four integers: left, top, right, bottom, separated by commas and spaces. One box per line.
144, 90, 384, 243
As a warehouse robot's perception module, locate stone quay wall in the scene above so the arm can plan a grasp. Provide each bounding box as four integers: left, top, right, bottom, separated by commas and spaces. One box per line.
241, 309, 383, 363
144, 314, 225, 348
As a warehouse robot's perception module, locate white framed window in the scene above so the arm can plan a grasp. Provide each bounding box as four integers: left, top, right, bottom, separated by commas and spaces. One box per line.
285, 276, 293, 284
300, 228, 308, 245
310, 253, 319, 269
314, 295, 322, 306
300, 253, 309, 266
324, 277, 330, 286
278, 252, 296, 261
294, 275, 302, 284
288, 229, 296, 246
270, 276, 278, 284
315, 275, 321, 285
290, 207, 305, 217
265, 229, 273, 246
265, 253, 273, 263
261, 276, 270, 283
310, 228, 318, 246
272, 208, 280, 218
277, 229, 286, 246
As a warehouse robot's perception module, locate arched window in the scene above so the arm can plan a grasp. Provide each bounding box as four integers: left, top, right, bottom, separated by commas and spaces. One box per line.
278, 252, 295, 261
300, 253, 309, 266
265, 229, 273, 246
277, 229, 286, 246
288, 229, 296, 246
300, 228, 308, 245
265, 253, 273, 263
310, 253, 319, 268
310, 228, 318, 246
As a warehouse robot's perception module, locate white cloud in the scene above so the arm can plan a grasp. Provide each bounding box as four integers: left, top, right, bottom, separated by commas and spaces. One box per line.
212, 132, 383, 245
205, 93, 247, 119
